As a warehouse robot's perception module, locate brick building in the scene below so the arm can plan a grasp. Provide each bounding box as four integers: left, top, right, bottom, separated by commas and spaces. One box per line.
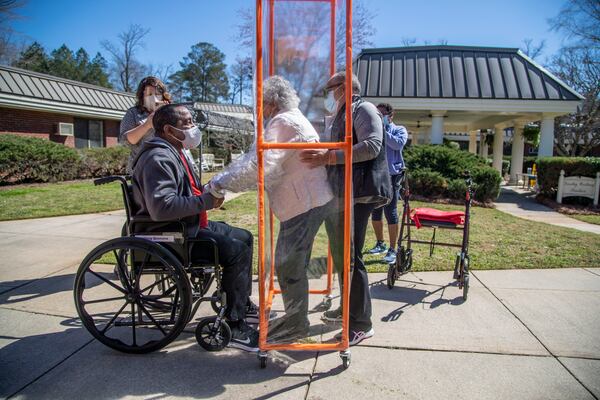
0, 65, 135, 148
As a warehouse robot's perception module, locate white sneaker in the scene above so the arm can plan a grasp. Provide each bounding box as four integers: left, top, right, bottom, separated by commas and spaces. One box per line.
335, 328, 374, 346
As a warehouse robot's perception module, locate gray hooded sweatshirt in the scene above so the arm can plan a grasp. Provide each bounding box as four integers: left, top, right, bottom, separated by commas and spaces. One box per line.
130, 137, 215, 238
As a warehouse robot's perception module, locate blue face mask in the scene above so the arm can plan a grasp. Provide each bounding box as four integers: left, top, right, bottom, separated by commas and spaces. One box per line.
383, 115, 390, 126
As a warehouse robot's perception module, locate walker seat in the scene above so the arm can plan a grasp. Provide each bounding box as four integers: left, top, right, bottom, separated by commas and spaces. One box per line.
410, 208, 465, 229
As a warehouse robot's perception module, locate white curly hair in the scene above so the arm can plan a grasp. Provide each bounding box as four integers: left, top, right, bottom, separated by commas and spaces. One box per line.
263, 75, 300, 111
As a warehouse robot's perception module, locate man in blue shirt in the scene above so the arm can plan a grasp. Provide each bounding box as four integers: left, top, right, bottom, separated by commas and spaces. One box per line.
366, 103, 408, 264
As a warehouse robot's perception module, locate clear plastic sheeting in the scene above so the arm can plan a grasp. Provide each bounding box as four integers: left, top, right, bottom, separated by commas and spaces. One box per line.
254, 0, 353, 350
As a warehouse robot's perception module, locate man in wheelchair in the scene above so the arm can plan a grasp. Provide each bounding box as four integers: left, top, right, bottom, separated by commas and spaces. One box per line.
130, 103, 259, 352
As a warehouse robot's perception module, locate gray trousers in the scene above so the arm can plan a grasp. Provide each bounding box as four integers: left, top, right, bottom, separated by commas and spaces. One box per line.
275, 203, 330, 326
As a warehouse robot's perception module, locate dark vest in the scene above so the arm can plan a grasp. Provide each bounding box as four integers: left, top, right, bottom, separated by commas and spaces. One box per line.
328, 96, 391, 207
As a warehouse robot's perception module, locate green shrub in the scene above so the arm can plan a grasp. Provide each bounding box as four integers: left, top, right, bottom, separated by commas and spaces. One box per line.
472, 167, 502, 201
537, 157, 600, 197
447, 178, 468, 199
0, 134, 81, 184
79, 146, 130, 178
405, 145, 501, 202
408, 169, 447, 197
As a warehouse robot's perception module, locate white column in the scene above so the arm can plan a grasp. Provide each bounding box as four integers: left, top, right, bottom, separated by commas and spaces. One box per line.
509, 124, 525, 185
492, 125, 505, 174
411, 130, 419, 145
480, 131, 489, 158
539, 115, 556, 157
430, 112, 446, 144
468, 130, 477, 153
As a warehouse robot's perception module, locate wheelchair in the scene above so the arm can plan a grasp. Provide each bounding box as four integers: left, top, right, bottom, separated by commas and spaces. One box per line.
73, 175, 231, 354
387, 169, 474, 300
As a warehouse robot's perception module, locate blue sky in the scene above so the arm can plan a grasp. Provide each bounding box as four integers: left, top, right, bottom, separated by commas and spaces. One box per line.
11, 0, 567, 69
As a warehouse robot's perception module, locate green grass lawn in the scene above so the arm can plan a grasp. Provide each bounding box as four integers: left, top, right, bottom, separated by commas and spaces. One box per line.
569, 214, 600, 226
0, 172, 218, 221
210, 192, 600, 272
2, 180, 599, 271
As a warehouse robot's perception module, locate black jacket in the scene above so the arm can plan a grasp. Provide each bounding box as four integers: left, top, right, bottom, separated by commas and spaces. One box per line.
328, 96, 392, 207
130, 137, 215, 237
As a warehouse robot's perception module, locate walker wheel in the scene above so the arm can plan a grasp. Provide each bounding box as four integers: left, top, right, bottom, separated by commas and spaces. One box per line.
386, 263, 396, 289
340, 350, 351, 369
401, 249, 413, 273
258, 352, 268, 369
195, 316, 231, 351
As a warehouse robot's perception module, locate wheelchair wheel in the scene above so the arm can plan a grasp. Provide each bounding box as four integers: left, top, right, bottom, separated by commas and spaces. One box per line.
386, 263, 396, 289
195, 316, 231, 351
74, 237, 192, 354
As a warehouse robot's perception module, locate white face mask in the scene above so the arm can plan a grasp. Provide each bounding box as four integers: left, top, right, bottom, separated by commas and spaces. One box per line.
143, 94, 162, 112
324, 90, 337, 114
170, 125, 202, 149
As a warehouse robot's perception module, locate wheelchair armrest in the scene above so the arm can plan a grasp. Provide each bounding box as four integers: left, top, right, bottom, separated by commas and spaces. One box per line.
129, 216, 188, 239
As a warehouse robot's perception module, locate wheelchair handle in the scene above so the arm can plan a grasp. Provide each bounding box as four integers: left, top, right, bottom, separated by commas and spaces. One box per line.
94, 176, 129, 186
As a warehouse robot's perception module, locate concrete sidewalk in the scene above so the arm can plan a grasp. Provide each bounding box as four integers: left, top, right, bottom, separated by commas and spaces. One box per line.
495, 186, 600, 235
1, 212, 599, 399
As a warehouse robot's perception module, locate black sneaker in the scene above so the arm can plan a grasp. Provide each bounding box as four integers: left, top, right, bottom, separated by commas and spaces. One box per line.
228, 321, 259, 352
366, 241, 387, 255
334, 328, 374, 346
245, 300, 277, 324
321, 306, 342, 323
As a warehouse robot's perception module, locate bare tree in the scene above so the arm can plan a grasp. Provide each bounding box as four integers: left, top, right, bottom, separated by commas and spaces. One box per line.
548, 0, 600, 48
547, 0, 599, 156
228, 56, 252, 105
234, 0, 376, 116
101, 24, 150, 92
399, 37, 417, 47
551, 46, 600, 156
146, 63, 173, 84
0, 0, 26, 65
522, 38, 546, 60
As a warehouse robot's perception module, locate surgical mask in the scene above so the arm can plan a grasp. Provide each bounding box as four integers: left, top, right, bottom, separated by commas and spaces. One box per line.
143, 94, 162, 112
170, 125, 202, 149
383, 115, 390, 126
324, 91, 337, 114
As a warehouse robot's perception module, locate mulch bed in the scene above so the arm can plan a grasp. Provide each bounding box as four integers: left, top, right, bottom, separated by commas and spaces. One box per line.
536, 195, 600, 215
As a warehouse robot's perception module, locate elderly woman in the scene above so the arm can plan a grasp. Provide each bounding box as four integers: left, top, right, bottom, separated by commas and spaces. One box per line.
210, 75, 333, 341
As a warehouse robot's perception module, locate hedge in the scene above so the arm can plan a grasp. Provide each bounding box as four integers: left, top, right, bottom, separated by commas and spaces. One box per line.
405, 145, 502, 202
0, 134, 129, 185
537, 157, 600, 197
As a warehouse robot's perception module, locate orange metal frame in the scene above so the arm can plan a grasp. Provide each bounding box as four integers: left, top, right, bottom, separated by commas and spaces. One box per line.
256, 0, 353, 351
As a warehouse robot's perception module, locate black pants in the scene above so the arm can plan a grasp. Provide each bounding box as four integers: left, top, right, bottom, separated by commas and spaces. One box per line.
275, 203, 329, 327
325, 201, 376, 332
372, 173, 402, 224
191, 221, 253, 321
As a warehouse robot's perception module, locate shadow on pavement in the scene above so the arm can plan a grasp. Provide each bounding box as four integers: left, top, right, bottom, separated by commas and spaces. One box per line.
370, 279, 464, 322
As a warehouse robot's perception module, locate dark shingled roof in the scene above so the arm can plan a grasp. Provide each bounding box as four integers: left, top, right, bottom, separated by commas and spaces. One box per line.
356, 45, 583, 101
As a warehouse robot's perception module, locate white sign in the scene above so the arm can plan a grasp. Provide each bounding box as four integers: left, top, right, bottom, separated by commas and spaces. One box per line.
557, 170, 600, 206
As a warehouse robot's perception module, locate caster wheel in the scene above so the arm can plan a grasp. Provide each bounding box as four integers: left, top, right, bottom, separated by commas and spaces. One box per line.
258, 352, 268, 369
462, 274, 470, 301
340, 351, 351, 369
210, 290, 222, 314
195, 316, 231, 351
386, 263, 396, 289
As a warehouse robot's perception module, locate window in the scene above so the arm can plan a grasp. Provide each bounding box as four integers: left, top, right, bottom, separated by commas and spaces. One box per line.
74, 119, 104, 148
